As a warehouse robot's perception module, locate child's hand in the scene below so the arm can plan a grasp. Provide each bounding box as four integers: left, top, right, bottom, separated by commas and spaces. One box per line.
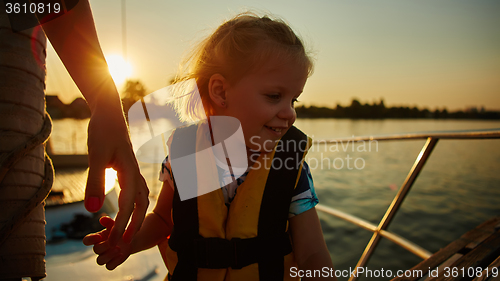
83, 216, 132, 270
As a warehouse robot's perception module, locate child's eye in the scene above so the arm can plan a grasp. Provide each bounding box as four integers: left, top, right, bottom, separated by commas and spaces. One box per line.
266, 94, 280, 101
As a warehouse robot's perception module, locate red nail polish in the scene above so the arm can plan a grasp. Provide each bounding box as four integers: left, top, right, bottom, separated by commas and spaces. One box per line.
86, 197, 100, 212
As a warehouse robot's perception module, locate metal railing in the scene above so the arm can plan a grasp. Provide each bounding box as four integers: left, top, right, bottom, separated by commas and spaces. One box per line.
314, 128, 500, 281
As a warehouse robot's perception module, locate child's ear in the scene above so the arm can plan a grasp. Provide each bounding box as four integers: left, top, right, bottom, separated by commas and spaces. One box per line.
208, 73, 228, 109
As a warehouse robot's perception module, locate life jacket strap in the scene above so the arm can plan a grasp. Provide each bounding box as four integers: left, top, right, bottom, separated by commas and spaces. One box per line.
172, 233, 292, 270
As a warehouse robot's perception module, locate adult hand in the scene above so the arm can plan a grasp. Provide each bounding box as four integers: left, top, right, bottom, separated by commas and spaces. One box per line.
39, 0, 149, 246
85, 100, 149, 245
83, 216, 132, 270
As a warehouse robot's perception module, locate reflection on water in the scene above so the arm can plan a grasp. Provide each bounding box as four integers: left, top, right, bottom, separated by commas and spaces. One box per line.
50, 118, 90, 155
294, 119, 500, 280
50, 118, 500, 280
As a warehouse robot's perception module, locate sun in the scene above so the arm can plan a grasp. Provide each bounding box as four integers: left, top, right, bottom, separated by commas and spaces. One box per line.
106, 54, 133, 85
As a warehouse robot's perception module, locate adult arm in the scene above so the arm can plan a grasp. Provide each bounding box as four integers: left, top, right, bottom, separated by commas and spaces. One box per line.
39, 0, 148, 244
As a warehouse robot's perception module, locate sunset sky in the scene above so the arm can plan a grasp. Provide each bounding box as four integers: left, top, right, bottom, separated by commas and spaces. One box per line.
45, 0, 500, 111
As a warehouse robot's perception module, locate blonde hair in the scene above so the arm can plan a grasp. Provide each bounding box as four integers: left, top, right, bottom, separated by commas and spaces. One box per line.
172, 12, 314, 123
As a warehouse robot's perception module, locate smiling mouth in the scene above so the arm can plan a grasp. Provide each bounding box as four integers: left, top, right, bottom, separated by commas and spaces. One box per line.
265, 126, 284, 133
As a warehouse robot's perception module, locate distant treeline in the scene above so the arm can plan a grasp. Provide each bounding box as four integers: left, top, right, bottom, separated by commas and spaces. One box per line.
46, 96, 90, 119
46, 81, 147, 120
48, 80, 500, 120
296, 99, 500, 119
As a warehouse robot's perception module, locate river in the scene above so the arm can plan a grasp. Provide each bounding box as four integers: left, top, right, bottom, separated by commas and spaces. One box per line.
50, 118, 500, 280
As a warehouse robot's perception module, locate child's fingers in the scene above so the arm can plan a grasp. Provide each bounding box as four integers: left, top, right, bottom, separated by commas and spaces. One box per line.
98, 228, 111, 241
93, 241, 113, 255
82, 226, 112, 246
83, 233, 104, 246
99, 216, 115, 228
106, 253, 129, 270
96, 246, 120, 266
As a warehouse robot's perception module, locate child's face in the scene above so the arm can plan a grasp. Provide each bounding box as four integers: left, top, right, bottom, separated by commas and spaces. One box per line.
223, 59, 308, 152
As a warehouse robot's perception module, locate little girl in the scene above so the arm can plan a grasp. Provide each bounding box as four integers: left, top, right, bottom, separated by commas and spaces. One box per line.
84, 12, 335, 280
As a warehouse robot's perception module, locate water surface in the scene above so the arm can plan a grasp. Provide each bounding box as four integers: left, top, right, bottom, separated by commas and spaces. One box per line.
50, 118, 500, 280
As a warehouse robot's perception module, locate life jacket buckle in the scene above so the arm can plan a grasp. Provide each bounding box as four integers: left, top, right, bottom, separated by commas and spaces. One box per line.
193, 237, 240, 269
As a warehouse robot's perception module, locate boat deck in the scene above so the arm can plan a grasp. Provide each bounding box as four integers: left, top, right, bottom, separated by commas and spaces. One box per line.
391, 217, 500, 281
46, 168, 88, 207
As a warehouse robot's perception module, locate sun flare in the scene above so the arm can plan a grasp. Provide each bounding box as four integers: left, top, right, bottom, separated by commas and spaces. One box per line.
106, 54, 133, 85
104, 168, 118, 194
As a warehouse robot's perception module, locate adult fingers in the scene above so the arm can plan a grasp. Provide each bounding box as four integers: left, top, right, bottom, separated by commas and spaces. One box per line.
108, 170, 149, 245
107, 156, 136, 246
85, 165, 106, 213
108, 190, 134, 246
122, 179, 149, 243
109, 194, 134, 245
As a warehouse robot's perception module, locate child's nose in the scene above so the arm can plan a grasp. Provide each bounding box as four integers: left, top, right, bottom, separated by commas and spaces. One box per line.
277, 103, 296, 121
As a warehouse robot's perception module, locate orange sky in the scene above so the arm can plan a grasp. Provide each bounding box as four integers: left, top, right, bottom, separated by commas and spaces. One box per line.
45, 0, 500, 111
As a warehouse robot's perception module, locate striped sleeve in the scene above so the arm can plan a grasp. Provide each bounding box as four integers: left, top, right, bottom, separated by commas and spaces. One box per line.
289, 161, 319, 218
159, 156, 174, 190
158, 131, 175, 189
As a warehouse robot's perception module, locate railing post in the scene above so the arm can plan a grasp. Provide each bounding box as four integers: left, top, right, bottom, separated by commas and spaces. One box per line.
348, 137, 439, 281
